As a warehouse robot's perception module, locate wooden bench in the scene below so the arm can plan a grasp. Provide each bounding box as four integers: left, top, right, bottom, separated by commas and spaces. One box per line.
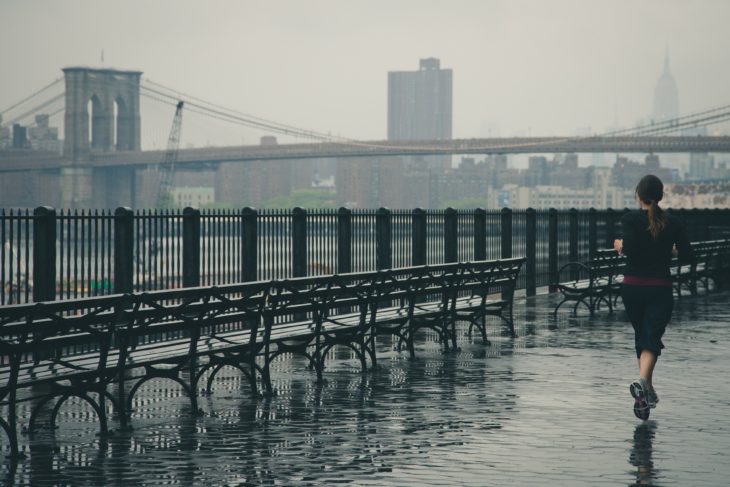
366, 259, 524, 360
675, 239, 730, 296
453, 258, 524, 342
553, 239, 730, 316
612, 240, 730, 301
260, 271, 380, 390
0, 295, 127, 458
553, 250, 620, 316
0, 282, 272, 457
369, 263, 460, 360
0, 258, 524, 462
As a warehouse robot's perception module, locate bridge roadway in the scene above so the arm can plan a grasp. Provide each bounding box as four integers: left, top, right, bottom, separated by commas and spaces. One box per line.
2, 135, 730, 172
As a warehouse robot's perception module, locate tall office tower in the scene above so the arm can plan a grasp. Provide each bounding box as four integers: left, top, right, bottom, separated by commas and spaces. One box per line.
388, 58, 453, 172
653, 50, 679, 122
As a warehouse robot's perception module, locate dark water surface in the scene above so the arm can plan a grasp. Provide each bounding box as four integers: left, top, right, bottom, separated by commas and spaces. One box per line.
2, 291, 730, 486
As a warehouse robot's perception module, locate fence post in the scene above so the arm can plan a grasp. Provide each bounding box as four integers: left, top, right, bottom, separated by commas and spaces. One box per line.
606, 208, 616, 249
376, 207, 392, 270
32, 206, 56, 302
444, 207, 458, 263
525, 208, 536, 296
113, 206, 134, 294
686, 208, 696, 240
337, 207, 352, 274
588, 207, 597, 257
718, 208, 724, 239
412, 208, 427, 266
682, 208, 691, 240
548, 208, 558, 292
182, 207, 201, 288
500, 207, 512, 259
241, 207, 257, 282
569, 208, 579, 280
474, 208, 486, 261
500, 207, 513, 300
292, 207, 307, 277
622, 207, 631, 243
696, 209, 702, 240
694, 209, 701, 241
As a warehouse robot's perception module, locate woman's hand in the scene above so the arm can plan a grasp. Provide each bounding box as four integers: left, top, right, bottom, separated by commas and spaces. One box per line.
613, 239, 623, 254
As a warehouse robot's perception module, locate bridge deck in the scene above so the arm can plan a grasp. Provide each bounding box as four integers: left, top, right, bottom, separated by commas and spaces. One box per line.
3, 136, 730, 172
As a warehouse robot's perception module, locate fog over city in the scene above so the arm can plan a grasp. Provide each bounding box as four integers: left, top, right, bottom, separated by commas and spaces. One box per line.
2, 1, 730, 211
2, 0, 730, 148
3, 5, 730, 487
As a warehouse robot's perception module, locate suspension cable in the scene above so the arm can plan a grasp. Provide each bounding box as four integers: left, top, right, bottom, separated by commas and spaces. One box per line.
1, 93, 65, 127
141, 85, 346, 142
141, 79, 730, 152
0, 77, 63, 116
143, 78, 349, 142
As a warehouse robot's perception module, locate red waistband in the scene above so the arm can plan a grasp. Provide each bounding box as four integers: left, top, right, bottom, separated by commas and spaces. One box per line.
623, 275, 672, 287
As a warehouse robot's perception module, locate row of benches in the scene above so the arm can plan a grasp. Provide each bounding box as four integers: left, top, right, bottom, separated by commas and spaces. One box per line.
554, 239, 730, 316
0, 257, 524, 459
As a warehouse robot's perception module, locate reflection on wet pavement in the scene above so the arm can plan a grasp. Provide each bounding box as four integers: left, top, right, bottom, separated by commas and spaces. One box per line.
2, 291, 730, 486
630, 421, 656, 486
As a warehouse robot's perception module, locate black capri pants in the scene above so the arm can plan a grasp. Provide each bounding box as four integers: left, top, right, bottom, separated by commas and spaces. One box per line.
621, 284, 674, 359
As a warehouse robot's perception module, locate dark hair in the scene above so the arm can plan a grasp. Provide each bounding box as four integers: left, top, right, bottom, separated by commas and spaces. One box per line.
635, 174, 667, 238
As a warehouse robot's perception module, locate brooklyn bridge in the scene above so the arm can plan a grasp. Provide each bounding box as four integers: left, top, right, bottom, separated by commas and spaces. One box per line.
2, 66, 730, 208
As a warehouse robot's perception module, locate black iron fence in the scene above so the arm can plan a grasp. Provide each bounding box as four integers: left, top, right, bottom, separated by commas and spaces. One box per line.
2, 206, 729, 305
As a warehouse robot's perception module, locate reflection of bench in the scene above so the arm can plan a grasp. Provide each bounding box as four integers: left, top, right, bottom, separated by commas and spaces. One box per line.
552, 250, 620, 316
0, 257, 524, 464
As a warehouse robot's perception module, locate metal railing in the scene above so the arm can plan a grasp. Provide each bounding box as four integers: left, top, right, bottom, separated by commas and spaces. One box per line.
2, 206, 729, 304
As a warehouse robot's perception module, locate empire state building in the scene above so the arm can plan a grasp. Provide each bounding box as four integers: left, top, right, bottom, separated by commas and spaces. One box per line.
652, 51, 679, 121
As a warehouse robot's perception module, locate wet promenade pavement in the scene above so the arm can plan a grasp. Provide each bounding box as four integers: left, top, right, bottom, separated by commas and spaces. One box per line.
2, 289, 730, 486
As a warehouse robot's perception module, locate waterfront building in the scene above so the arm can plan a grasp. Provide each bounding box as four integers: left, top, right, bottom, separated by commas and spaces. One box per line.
688, 153, 715, 180
612, 154, 674, 189
28, 114, 61, 153
171, 186, 215, 208
502, 183, 633, 210
0, 115, 10, 149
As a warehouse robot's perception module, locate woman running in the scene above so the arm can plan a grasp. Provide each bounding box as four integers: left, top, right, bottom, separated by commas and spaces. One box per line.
613, 174, 694, 420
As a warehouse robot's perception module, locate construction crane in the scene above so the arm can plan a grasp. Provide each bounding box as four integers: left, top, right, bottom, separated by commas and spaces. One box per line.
154, 100, 184, 208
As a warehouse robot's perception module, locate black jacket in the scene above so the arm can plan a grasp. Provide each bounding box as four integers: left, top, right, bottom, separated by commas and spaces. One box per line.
620, 209, 694, 279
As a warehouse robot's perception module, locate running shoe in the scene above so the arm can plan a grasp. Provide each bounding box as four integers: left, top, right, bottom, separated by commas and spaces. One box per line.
646, 387, 659, 409
630, 379, 650, 420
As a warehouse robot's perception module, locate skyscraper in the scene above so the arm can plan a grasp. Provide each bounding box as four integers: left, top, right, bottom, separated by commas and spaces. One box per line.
388, 58, 453, 142
388, 59, 453, 175
653, 50, 679, 122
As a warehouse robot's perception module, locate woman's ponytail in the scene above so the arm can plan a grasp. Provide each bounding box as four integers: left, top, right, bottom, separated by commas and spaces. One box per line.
646, 199, 666, 239
636, 175, 667, 239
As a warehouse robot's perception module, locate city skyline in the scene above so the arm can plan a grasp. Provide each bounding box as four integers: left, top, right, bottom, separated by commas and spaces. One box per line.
2, 1, 730, 150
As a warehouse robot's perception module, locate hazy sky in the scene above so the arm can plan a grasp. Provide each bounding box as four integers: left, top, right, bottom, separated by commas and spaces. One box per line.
2, 0, 729, 148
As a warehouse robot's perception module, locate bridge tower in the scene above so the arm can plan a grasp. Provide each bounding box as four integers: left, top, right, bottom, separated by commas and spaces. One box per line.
60, 67, 142, 207
63, 67, 142, 160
